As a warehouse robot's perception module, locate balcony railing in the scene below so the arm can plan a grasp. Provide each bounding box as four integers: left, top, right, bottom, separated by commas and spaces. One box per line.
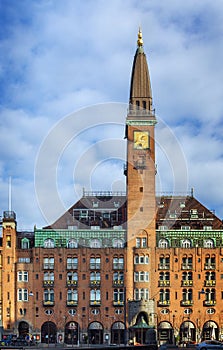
203, 300, 216, 306
90, 280, 101, 287
180, 300, 193, 306
158, 300, 170, 307
43, 300, 54, 306
204, 280, 216, 287
181, 280, 193, 287
90, 300, 101, 306
204, 264, 216, 270
67, 280, 78, 287
43, 280, 54, 287
158, 280, 170, 287
67, 300, 78, 306
113, 280, 124, 287
113, 300, 124, 306
158, 264, 170, 270
181, 264, 193, 270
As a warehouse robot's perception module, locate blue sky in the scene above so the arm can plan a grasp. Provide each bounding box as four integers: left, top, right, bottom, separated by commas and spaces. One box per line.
1, 0, 223, 229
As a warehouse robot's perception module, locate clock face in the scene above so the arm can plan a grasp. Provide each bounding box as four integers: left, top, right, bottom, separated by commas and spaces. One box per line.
134, 131, 149, 149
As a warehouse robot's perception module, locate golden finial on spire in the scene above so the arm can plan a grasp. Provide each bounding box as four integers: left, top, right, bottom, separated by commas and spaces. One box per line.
137, 27, 143, 47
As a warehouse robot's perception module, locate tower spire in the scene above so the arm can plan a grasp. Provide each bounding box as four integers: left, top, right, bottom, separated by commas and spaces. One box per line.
129, 28, 153, 112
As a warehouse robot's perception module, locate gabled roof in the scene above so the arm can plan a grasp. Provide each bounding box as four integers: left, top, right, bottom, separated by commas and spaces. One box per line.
44, 191, 127, 230
44, 191, 222, 231
156, 195, 222, 230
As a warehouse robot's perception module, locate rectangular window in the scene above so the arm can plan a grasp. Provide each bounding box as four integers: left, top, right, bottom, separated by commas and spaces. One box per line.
67, 257, 78, 269
18, 257, 30, 263
17, 289, 28, 301
136, 238, 140, 248
43, 257, 54, 269
17, 271, 28, 282
142, 238, 147, 247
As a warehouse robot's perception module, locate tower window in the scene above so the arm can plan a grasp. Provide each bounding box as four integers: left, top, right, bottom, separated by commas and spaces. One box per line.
6, 236, 11, 248
143, 101, 146, 109
136, 100, 140, 109
140, 187, 143, 192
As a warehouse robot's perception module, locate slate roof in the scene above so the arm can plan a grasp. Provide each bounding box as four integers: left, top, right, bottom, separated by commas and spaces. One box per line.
44, 191, 222, 230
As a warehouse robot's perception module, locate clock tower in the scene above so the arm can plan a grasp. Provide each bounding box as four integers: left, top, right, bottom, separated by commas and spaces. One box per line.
125, 29, 157, 302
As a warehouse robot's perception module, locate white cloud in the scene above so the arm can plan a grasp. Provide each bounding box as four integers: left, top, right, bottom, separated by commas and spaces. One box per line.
1, 0, 223, 228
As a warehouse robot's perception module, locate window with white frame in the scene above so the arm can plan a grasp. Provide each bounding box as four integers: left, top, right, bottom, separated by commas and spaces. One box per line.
18, 271, 28, 282
134, 255, 149, 264
136, 238, 141, 248
44, 289, 54, 302
134, 288, 149, 300
67, 239, 78, 248
17, 288, 28, 301
43, 257, 54, 269
113, 288, 124, 303
67, 257, 78, 269
181, 239, 192, 248
44, 238, 55, 248
90, 239, 101, 248
90, 256, 101, 269
135, 237, 147, 248
204, 239, 214, 248
90, 289, 101, 302
113, 239, 124, 248
113, 256, 124, 270
158, 239, 169, 248
21, 238, 29, 249
44, 271, 54, 282
134, 271, 149, 282
67, 289, 78, 302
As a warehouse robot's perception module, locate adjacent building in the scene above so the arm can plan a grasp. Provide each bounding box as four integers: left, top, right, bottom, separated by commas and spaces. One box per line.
1, 29, 223, 346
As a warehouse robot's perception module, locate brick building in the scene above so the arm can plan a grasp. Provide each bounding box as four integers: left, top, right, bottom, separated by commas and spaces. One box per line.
0, 29, 223, 346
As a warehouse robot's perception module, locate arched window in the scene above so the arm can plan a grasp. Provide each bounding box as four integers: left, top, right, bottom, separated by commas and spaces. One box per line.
113, 256, 124, 269
44, 239, 55, 248
134, 288, 139, 300
113, 289, 124, 303
90, 239, 101, 248
158, 239, 169, 248
44, 289, 54, 302
181, 239, 191, 248
159, 289, 170, 303
113, 271, 124, 286
90, 289, 101, 304
21, 238, 29, 249
140, 288, 149, 300
113, 239, 124, 248
67, 239, 78, 248
67, 289, 78, 302
90, 256, 101, 269
204, 239, 214, 248
67, 272, 78, 285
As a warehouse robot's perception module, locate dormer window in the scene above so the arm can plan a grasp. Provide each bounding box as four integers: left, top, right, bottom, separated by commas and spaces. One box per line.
181, 226, 190, 231
190, 209, 198, 218
21, 238, 30, 249
44, 239, 55, 248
